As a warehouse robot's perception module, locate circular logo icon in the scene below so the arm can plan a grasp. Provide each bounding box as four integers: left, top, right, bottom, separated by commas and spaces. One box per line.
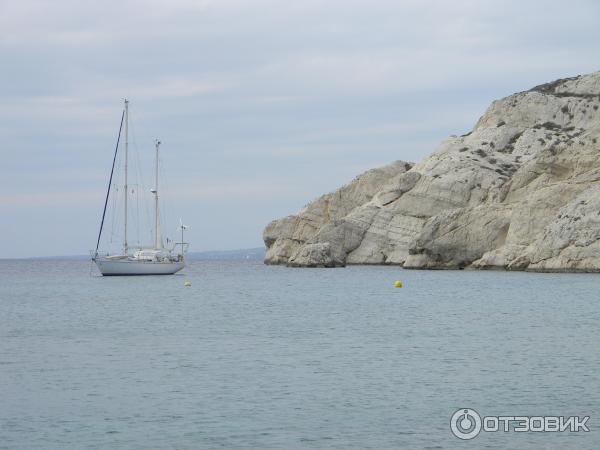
450, 408, 482, 440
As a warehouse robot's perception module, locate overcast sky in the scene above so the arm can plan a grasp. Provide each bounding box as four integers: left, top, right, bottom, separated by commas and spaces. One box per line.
1, 0, 599, 257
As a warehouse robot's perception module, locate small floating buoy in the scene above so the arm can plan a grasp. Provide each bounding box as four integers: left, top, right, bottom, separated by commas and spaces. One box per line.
394, 280, 403, 288
184, 280, 192, 287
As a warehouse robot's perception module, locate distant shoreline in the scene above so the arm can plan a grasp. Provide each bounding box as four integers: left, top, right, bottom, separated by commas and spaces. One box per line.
0, 247, 266, 261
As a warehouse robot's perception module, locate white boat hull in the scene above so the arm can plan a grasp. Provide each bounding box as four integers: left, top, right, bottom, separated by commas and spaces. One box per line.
94, 258, 185, 276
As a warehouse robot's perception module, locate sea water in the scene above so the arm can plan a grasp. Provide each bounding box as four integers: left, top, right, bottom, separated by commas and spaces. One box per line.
0, 259, 599, 449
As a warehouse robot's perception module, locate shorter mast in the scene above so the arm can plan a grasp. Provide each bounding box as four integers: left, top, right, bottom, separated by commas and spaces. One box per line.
152, 139, 162, 249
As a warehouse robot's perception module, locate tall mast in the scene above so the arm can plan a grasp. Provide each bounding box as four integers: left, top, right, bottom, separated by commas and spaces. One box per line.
153, 139, 161, 249
123, 99, 129, 255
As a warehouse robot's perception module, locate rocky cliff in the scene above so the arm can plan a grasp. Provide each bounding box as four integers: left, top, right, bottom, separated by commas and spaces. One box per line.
264, 71, 600, 271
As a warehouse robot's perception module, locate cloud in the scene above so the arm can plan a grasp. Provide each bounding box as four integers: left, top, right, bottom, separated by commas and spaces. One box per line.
167, 180, 298, 201
2, 0, 600, 256
0, 179, 296, 209
0, 190, 100, 209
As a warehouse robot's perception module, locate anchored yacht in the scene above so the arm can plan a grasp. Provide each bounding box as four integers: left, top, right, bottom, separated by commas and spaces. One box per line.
92, 99, 188, 275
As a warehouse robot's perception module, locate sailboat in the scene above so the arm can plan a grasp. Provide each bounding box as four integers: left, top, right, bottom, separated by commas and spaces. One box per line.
92, 99, 188, 275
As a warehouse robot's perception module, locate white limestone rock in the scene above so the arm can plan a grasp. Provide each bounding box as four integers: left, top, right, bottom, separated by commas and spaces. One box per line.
264, 71, 600, 271
263, 161, 413, 266
287, 243, 345, 268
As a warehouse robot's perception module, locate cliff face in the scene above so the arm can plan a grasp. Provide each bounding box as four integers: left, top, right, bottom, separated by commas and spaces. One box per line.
264, 71, 600, 271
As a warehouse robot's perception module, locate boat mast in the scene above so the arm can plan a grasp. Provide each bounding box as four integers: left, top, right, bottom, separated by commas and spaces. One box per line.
153, 139, 161, 249
123, 99, 129, 255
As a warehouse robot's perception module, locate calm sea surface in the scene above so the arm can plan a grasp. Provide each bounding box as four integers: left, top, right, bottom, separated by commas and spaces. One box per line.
0, 259, 599, 449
